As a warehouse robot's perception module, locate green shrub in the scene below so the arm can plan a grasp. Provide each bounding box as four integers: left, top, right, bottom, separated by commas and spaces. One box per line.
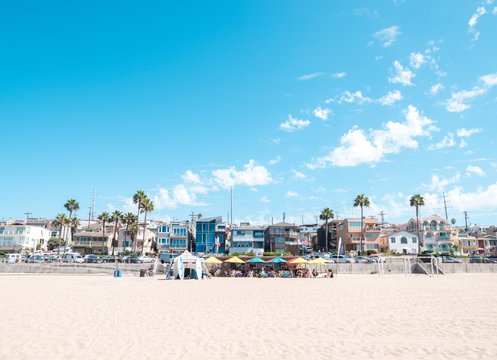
366, 250, 378, 255
230, 252, 254, 257
263, 252, 291, 256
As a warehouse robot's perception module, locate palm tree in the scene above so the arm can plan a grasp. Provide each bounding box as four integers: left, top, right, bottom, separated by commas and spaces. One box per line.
197, 213, 202, 219
129, 221, 139, 254
353, 194, 370, 255
451, 218, 456, 226
110, 210, 122, 256
54, 214, 69, 255
98, 212, 110, 255
140, 198, 154, 254
123, 212, 136, 252
70, 217, 80, 249
410, 194, 425, 253
319, 208, 334, 252
64, 199, 79, 247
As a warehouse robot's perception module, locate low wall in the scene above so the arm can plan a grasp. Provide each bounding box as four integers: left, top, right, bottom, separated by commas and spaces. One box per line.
0, 263, 152, 275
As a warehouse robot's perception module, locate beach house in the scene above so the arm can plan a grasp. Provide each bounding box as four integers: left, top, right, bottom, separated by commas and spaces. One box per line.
264, 222, 300, 255
156, 221, 189, 255
407, 215, 452, 252
229, 224, 266, 255
386, 231, 419, 254
336, 218, 382, 253
194, 216, 222, 253
0, 220, 51, 253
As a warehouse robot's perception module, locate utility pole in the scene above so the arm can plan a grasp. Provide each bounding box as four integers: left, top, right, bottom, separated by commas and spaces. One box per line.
335, 212, 341, 221
464, 211, 469, 232
88, 207, 92, 230
24, 212, 32, 220
378, 211, 386, 225
91, 189, 96, 221
302, 214, 304, 225
443, 192, 448, 220
230, 186, 233, 227
282, 212, 286, 223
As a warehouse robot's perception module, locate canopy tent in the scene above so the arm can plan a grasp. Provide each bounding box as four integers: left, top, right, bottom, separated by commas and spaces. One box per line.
287, 257, 310, 264
309, 257, 328, 265
247, 257, 266, 263
204, 256, 223, 264
224, 256, 246, 264
267, 257, 286, 263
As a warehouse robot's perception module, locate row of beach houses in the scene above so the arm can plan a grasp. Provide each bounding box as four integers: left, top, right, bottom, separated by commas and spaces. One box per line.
1, 214, 497, 256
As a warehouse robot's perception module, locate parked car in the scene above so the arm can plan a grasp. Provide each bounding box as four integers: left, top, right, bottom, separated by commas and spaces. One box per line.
440, 255, 462, 263
329, 255, 354, 263
367, 255, 386, 263
2, 253, 22, 264
468, 256, 496, 263
64, 253, 85, 263
139, 255, 154, 263
27, 255, 45, 263
159, 253, 178, 263
101, 256, 117, 263
84, 254, 102, 263
354, 256, 369, 263
126, 256, 143, 264
483, 257, 497, 264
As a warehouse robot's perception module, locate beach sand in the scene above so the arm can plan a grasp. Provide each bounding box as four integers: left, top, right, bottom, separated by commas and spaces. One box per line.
1, 273, 496, 360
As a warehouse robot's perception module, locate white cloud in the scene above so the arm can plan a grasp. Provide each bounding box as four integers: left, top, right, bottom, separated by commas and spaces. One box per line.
378, 90, 403, 106
409, 52, 427, 69
279, 115, 311, 132
212, 160, 274, 189
493, 6, 497, 15
466, 165, 485, 177
260, 195, 270, 203
429, 83, 444, 95
331, 72, 346, 79
307, 105, 437, 168
269, 156, 281, 165
153, 184, 209, 210
292, 170, 306, 179
375, 55, 383, 61
313, 107, 333, 120
298, 72, 324, 80
444, 72, 497, 112
428, 132, 456, 150
285, 191, 300, 198
457, 128, 482, 137
423, 173, 460, 192
373, 25, 401, 47
339, 90, 373, 104
388, 61, 415, 86
468, 6, 486, 41
460, 139, 468, 148
181, 170, 202, 184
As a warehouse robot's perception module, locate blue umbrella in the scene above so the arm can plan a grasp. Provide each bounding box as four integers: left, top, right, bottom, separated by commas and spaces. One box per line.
247, 257, 266, 263
267, 257, 287, 263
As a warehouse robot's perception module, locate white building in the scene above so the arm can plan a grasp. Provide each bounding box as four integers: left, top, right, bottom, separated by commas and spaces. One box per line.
387, 231, 419, 254
229, 224, 265, 255
157, 222, 189, 255
117, 227, 156, 254
0, 223, 51, 253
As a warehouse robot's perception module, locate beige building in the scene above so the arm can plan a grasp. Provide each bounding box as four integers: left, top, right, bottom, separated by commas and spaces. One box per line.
336, 218, 383, 253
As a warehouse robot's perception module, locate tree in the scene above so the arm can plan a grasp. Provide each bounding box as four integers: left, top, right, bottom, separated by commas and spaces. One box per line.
353, 194, 370, 255
64, 199, 79, 246
129, 222, 139, 254
140, 198, 154, 254
70, 217, 79, 248
410, 194, 425, 253
123, 212, 136, 251
319, 208, 334, 252
197, 213, 202, 219
98, 212, 110, 254
48, 236, 65, 250
110, 210, 122, 256
53, 214, 69, 255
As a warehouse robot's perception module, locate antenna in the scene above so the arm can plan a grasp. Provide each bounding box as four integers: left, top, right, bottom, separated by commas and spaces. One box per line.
378, 211, 386, 225
335, 211, 341, 220
230, 186, 233, 227
443, 192, 448, 220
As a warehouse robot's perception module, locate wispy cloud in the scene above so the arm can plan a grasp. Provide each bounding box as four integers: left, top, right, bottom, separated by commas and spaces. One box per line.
297, 72, 325, 80
372, 25, 401, 47
444, 72, 497, 112
429, 83, 444, 95
279, 115, 311, 132
457, 128, 481, 137
466, 165, 485, 177
212, 160, 274, 189
388, 60, 415, 86
468, 6, 486, 41
331, 72, 346, 79
378, 90, 403, 106
339, 90, 373, 104
428, 132, 455, 150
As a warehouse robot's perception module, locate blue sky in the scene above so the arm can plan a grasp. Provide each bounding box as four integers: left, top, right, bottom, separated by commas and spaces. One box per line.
1, 1, 497, 226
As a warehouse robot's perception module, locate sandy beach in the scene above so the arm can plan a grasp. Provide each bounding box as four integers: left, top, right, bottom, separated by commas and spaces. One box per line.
1, 274, 496, 360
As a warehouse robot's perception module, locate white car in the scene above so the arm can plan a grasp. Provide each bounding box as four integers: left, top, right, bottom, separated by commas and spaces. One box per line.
139, 256, 154, 263
2, 254, 22, 264
64, 253, 85, 263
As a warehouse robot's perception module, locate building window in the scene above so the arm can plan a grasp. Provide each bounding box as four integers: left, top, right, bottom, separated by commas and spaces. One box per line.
401, 237, 408, 244
366, 244, 379, 249
412, 237, 417, 243
391, 238, 395, 243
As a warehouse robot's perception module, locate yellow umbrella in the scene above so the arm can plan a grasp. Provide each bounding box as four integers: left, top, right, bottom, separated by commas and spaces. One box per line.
288, 257, 310, 264
224, 256, 246, 264
204, 256, 223, 264
309, 257, 328, 265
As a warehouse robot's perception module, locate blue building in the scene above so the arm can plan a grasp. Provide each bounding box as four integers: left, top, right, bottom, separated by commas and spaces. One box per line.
195, 216, 223, 253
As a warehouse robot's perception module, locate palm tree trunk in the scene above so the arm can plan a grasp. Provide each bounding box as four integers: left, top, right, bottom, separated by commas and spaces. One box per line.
360, 204, 364, 255
58, 226, 62, 255
141, 211, 148, 255
136, 201, 141, 253
112, 220, 117, 256
102, 221, 106, 254
124, 223, 129, 253
69, 210, 73, 251
416, 206, 420, 254
325, 218, 329, 253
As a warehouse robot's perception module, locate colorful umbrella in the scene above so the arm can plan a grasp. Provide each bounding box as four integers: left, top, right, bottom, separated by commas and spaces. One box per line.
287, 257, 310, 264
309, 257, 328, 265
224, 256, 246, 264
267, 257, 287, 263
247, 257, 266, 263
204, 256, 223, 264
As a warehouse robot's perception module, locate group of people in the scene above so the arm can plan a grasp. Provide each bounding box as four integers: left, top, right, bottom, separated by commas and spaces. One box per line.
212, 266, 333, 278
